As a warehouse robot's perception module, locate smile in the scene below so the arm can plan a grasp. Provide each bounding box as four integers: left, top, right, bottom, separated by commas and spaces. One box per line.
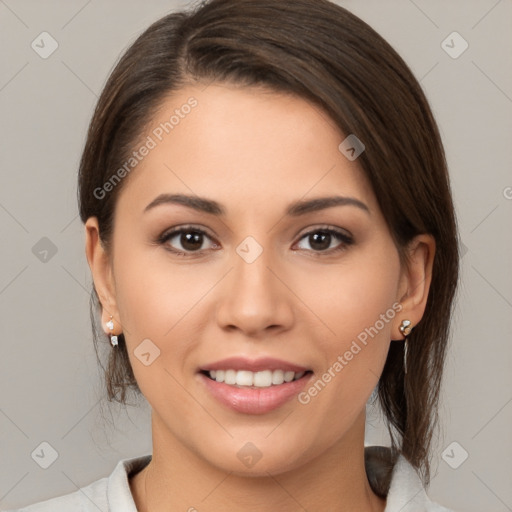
204, 369, 308, 388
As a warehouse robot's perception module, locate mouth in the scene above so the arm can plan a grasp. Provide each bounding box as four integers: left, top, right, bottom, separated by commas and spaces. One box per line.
197, 357, 314, 415
199, 368, 312, 388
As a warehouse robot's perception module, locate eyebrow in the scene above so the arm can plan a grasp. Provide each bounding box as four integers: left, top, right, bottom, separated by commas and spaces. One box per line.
286, 196, 370, 216
143, 193, 370, 216
144, 193, 224, 215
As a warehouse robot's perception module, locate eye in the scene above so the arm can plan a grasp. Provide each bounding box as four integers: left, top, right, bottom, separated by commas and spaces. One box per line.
157, 226, 219, 255
295, 227, 353, 254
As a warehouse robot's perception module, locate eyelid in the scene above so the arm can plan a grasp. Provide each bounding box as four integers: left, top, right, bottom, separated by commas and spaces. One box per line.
158, 224, 217, 241
293, 225, 354, 255
295, 223, 353, 240
156, 225, 219, 255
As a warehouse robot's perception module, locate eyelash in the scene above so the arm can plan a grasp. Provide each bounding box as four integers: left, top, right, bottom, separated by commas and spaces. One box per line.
156, 224, 354, 258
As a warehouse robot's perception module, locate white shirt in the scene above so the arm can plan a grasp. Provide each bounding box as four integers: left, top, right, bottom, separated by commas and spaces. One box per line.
5, 451, 454, 511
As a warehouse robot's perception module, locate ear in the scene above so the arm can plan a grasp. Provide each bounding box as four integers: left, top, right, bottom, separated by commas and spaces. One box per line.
393, 234, 435, 340
84, 217, 121, 335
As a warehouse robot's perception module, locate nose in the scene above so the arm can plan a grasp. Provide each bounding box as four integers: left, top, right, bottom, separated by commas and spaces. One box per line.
215, 247, 295, 338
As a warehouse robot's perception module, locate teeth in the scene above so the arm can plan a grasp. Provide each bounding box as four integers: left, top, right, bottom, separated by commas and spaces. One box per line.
254, 370, 272, 387
284, 371, 295, 382
224, 369, 236, 385
209, 369, 306, 387
271, 369, 284, 385
236, 370, 253, 386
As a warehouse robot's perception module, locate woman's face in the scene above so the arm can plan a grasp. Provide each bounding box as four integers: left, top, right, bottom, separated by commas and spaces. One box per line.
88, 83, 418, 475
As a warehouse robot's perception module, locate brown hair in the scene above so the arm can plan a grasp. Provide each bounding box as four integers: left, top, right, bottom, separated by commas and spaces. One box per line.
78, 0, 459, 489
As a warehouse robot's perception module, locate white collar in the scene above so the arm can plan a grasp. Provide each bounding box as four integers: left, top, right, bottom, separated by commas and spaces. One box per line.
384, 454, 453, 511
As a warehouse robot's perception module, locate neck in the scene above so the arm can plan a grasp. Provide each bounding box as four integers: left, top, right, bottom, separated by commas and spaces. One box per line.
130, 410, 386, 512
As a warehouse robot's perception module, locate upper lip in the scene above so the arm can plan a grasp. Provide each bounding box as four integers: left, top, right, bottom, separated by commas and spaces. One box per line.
200, 356, 310, 373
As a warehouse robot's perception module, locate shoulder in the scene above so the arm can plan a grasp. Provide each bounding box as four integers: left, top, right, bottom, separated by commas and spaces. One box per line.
386, 454, 454, 511
365, 445, 455, 512
3, 477, 109, 512
4, 454, 152, 512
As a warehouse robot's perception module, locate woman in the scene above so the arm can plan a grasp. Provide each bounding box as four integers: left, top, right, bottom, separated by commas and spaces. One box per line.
11, 0, 459, 510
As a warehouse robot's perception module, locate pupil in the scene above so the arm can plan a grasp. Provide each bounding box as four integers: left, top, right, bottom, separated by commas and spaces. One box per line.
310, 232, 331, 251
181, 231, 203, 251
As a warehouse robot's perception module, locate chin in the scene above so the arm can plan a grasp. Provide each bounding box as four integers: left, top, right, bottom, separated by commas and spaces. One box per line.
198, 435, 315, 477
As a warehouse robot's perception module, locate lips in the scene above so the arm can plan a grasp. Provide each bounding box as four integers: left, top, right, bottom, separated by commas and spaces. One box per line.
198, 356, 313, 414
200, 356, 309, 373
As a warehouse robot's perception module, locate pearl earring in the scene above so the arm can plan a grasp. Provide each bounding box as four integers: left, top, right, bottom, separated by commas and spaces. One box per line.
399, 319, 412, 336
106, 315, 118, 347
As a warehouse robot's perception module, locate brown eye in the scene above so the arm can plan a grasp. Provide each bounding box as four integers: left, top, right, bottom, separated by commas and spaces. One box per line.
296, 228, 353, 254
158, 227, 218, 255
179, 231, 204, 251
308, 232, 332, 251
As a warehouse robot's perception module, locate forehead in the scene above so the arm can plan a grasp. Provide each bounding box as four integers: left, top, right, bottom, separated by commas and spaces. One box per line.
116, 83, 378, 216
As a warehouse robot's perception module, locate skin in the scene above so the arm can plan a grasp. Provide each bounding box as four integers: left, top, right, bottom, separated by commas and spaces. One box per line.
85, 83, 435, 512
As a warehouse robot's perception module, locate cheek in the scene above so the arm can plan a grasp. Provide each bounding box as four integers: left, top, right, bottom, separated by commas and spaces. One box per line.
300, 244, 400, 405
113, 252, 170, 338
305, 245, 400, 345
111, 236, 227, 393
113, 235, 210, 335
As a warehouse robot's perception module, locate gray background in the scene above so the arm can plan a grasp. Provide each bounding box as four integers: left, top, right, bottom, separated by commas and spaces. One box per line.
0, 0, 511, 510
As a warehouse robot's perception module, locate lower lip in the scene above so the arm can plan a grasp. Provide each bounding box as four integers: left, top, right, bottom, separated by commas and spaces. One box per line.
199, 372, 312, 415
